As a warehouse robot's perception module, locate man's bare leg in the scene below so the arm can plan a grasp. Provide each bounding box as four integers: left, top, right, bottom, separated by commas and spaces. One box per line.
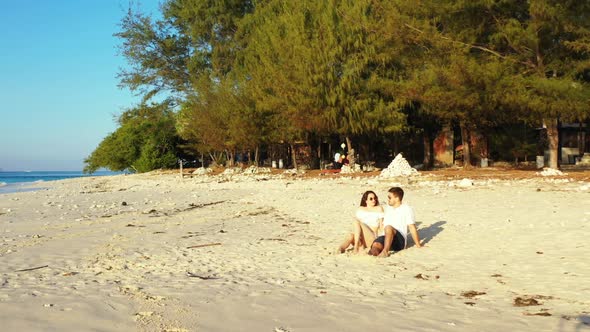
369, 242, 383, 256
369, 226, 395, 257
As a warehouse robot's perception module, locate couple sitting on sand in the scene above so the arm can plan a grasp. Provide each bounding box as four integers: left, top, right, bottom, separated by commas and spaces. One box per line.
339, 187, 422, 257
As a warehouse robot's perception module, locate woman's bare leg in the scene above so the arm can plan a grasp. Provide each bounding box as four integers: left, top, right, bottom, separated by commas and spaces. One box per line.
359, 223, 376, 254
338, 233, 354, 253
353, 220, 362, 253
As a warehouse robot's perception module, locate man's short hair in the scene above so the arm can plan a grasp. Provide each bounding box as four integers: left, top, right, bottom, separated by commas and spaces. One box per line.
388, 187, 404, 201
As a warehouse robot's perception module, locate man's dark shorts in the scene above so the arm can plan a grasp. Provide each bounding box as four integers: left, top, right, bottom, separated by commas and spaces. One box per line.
373, 230, 405, 251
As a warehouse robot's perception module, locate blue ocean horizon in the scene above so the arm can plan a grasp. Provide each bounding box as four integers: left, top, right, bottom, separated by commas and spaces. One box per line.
0, 170, 124, 194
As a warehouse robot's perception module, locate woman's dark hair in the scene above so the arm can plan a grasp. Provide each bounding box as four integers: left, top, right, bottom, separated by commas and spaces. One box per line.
360, 190, 379, 207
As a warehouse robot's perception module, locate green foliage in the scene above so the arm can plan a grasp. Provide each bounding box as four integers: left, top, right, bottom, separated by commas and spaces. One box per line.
84, 102, 180, 173
115, 7, 193, 100
239, 0, 407, 143
414, 0, 590, 123
489, 123, 540, 162
104, 0, 590, 169
177, 75, 268, 162
163, 0, 254, 75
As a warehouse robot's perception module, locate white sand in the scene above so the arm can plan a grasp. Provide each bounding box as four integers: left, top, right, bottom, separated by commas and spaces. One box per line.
1, 172, 589, 331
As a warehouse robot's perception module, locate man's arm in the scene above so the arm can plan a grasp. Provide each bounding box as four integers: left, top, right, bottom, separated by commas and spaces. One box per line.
408, 224, 422, 248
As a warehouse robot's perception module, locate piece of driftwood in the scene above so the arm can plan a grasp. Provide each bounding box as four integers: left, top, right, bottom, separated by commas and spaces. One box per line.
260, 238, 286, 242
183, 201, 226, 211
186, 242, 222, 249
15, 265, 49, 272
186, 271, 220, 280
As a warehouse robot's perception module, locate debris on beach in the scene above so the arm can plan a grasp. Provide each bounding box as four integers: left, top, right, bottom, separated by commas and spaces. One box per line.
458, 178, 474, 187
536, 168, 565, 176
340, 164, 362, 174
362, 163, 377, 172
414, 273, 429, 280
243, 165, 271, 174
222, 167, 242, 175
513, 295, 552, 307
523, 311, 552, 317
15, 265, 49, 272
283, 169, 305, 176
461, 291, 486, 299
514, 297, 541, 307
214, 166, 275, 182
192, 167, 212, 175
380, 153, 419, 178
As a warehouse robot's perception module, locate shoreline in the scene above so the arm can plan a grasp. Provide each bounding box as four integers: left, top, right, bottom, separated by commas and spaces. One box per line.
1, 171, 589, 331
0, 171, 124, 195
0, 182, 48, 195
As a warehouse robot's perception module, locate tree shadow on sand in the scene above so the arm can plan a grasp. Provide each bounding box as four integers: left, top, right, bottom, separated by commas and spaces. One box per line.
408, 221, 446, 247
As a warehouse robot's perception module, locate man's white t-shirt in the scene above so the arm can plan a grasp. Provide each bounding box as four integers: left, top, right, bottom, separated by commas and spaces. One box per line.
383, 204, 415, 247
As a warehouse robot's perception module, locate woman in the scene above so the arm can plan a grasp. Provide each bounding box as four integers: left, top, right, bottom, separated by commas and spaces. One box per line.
338, 190, 384, 253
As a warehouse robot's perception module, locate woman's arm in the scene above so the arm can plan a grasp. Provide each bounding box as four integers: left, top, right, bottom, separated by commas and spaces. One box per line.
377, 206, 384, 235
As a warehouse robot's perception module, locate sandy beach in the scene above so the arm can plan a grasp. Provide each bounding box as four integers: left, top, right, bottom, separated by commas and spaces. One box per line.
1, 169, 589, 331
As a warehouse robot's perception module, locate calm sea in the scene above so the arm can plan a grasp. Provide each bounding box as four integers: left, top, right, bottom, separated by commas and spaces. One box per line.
0, 171, 123, 194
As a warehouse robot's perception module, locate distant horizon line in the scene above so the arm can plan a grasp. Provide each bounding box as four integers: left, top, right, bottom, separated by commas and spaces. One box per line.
0, 169, 117, 173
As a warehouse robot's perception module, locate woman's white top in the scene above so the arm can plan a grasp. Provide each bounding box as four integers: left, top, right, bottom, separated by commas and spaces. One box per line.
355, 209, 384, 228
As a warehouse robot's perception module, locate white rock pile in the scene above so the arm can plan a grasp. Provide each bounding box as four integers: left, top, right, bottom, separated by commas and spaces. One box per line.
380, 154, 419, 178
457, 178, 474, 187
192, 167, 212, 175
536, 168, 566, 176
243, 166, 272, 174
222, 168, 242, 175
340, 164, 362, 174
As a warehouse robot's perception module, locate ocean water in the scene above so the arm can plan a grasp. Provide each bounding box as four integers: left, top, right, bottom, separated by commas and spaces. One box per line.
0, 171, 123, 194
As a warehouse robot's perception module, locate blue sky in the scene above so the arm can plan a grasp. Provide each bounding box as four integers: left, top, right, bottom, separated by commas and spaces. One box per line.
0, 1, 161, 171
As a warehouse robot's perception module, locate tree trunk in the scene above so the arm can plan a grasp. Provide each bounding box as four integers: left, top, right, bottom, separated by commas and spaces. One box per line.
460, 121, 472, 168
290, 143, 298, 169
317, 136, 322, 169
423, 131, 432, 168
179, 159, 183, 178
308, 134, 320, 169
434, 123, 454, 167
345, 136, 356, 166
578, 122, 584, 159
226, 150, 235, 167
545, 118, 559, 169
255, 146, 259, 166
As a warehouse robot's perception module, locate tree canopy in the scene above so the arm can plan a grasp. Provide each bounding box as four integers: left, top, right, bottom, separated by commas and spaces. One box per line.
85, 0, 590, 172
84, 101, 180, 173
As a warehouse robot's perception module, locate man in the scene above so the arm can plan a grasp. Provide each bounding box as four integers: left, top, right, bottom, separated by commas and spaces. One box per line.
333, 153, 343, 169
369, 187, 422, 257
